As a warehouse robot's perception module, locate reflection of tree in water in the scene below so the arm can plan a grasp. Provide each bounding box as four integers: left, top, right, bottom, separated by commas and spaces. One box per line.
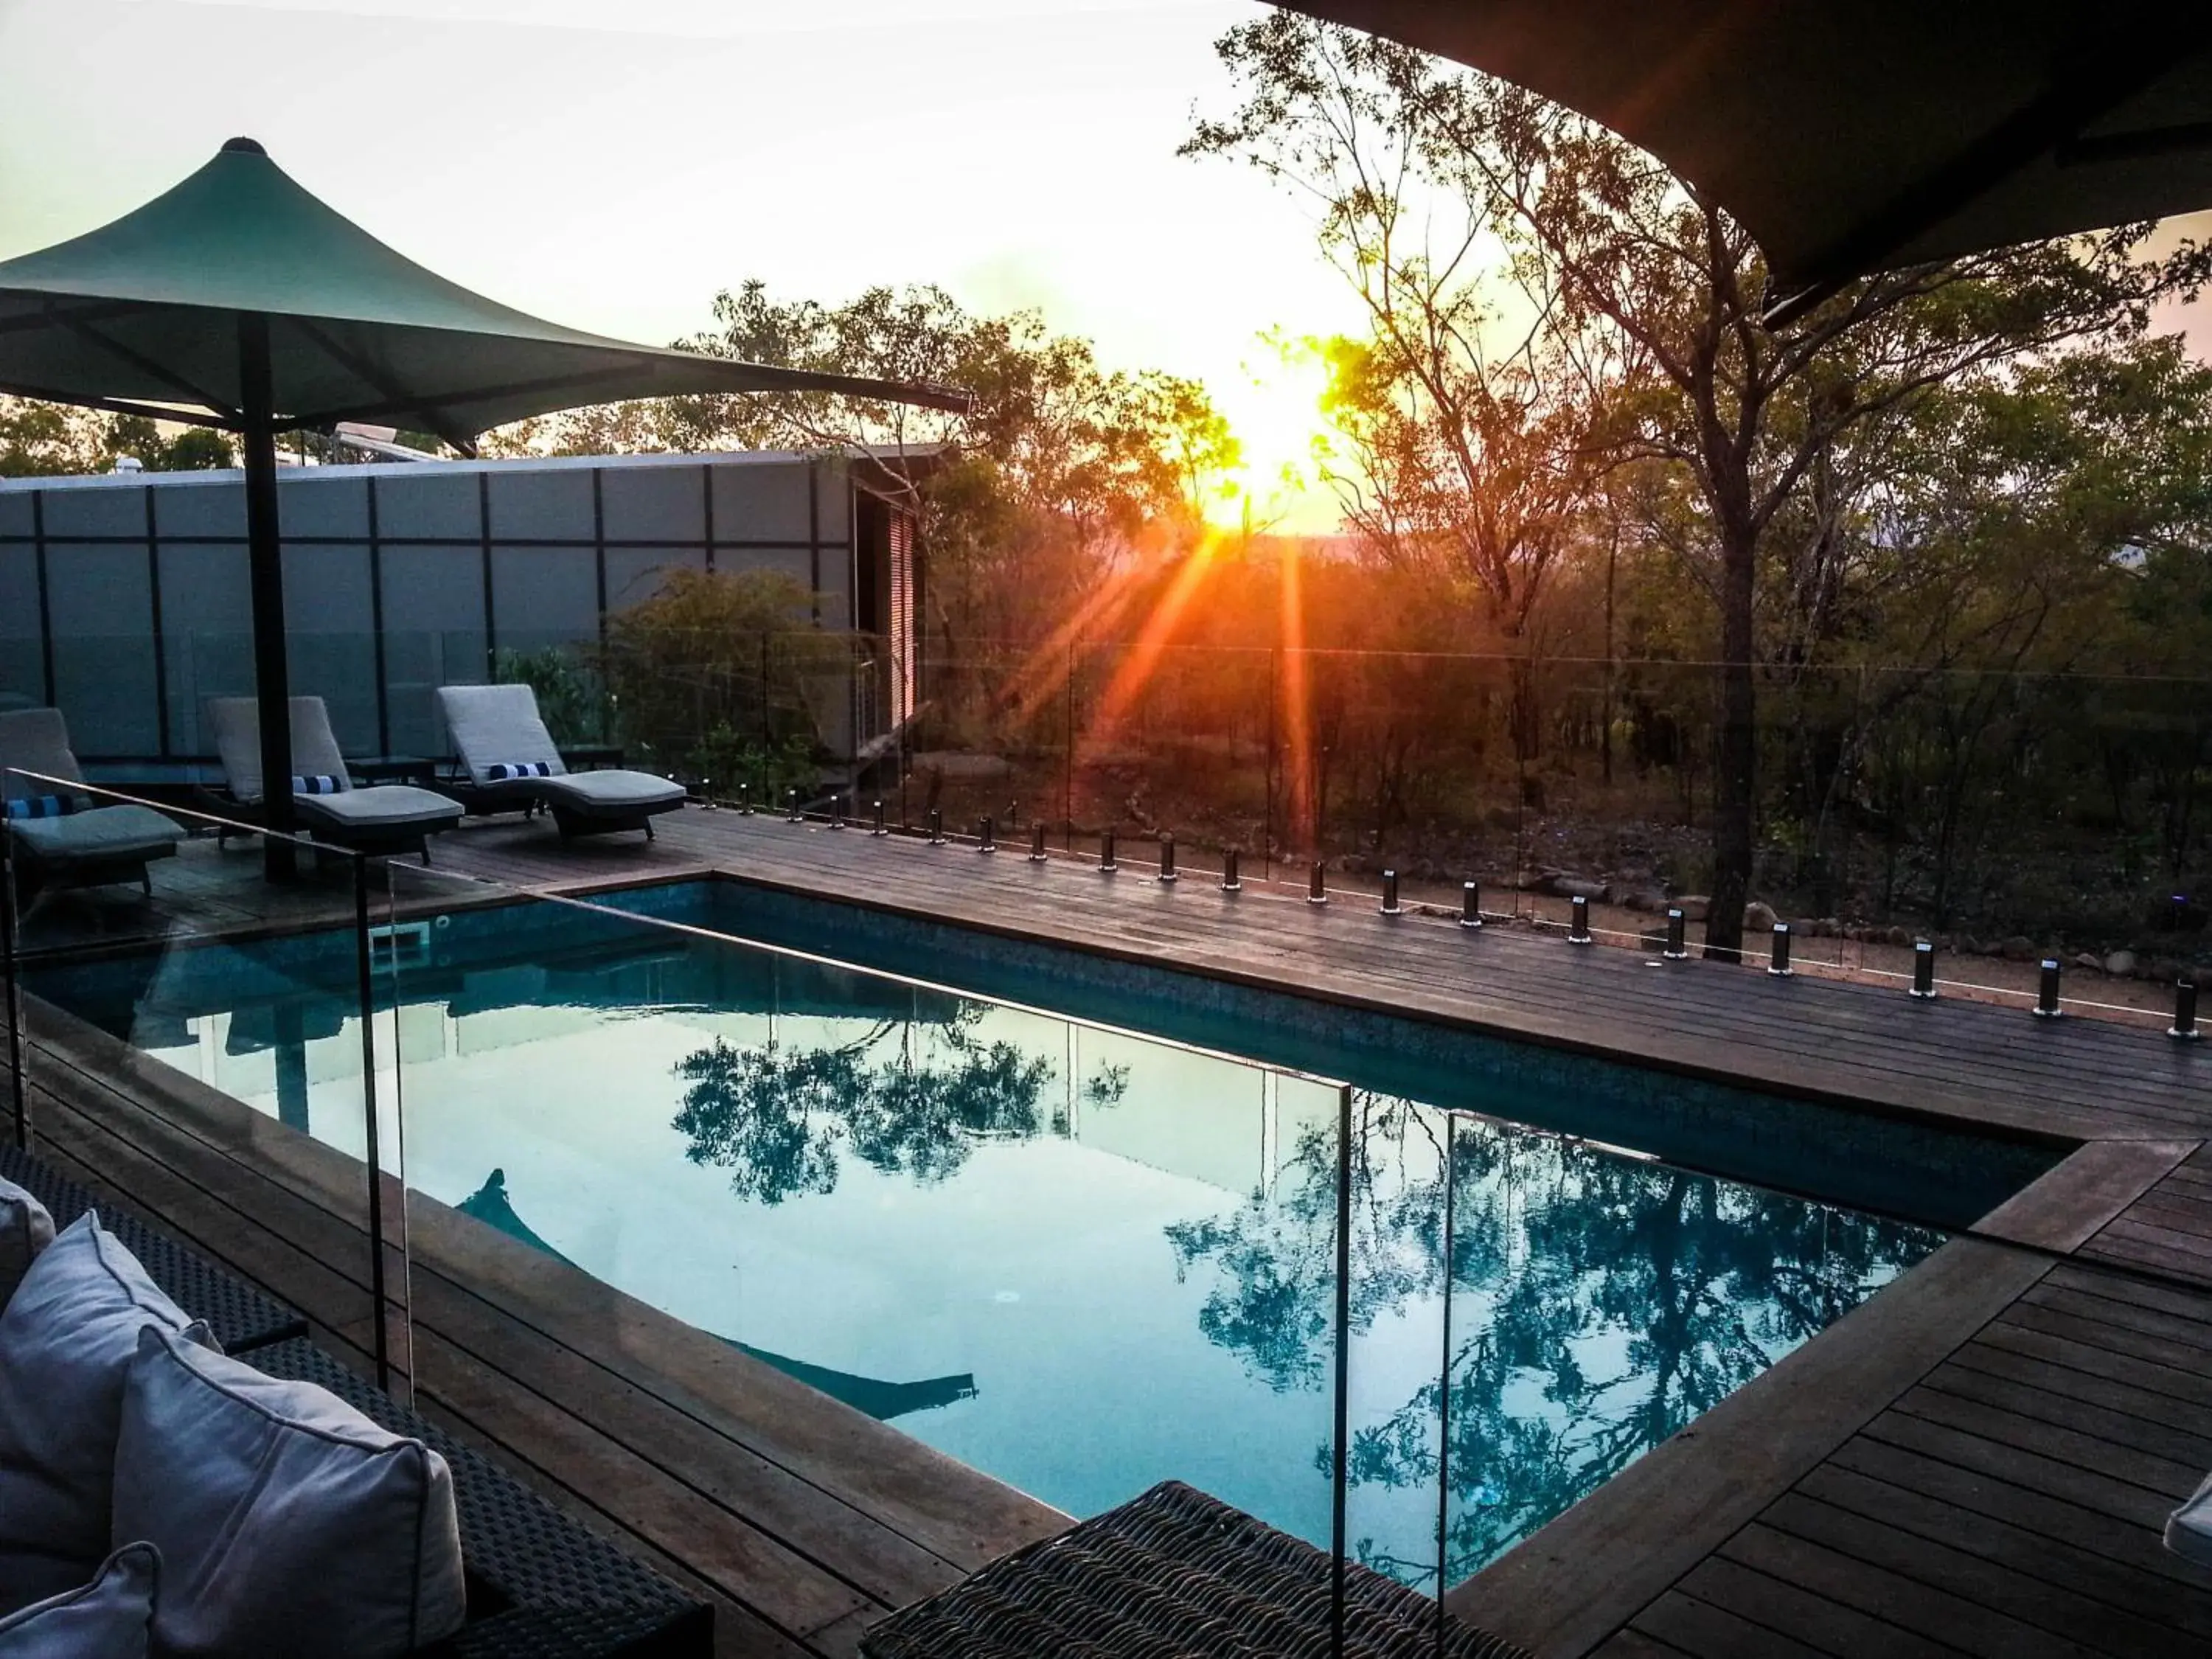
673, 1002, 1129, 1204
1167, 1093, 1941, 1587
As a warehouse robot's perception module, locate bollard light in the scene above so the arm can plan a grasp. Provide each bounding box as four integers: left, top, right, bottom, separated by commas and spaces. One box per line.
1663, 908, 1688, 960
2034, 958, 2062, 1018
2174, 978, 2199, 1042
872, 799, 888, 838
1030, 821, 1048, 863
1461, 880, 1482, 930
1910, 939, 1936, 999
1222, 848, 1242, 892
928, 808, 944, 846
737, 782, 753, 816
978, 816, 996, 853
1568, 894, 1592, 945
830, 793, 846, 830
1380, 869, 1401, 916
1099, 828, 1118, 872
1769, 922, 1793, 977
786, 788, 802, 824
1309, 861, 1328, 905
1158, 834, 1178, 883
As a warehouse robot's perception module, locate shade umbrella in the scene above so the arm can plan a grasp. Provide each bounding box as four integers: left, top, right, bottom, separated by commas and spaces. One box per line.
0, 138, 964, 874
1284, 1, 2212, 319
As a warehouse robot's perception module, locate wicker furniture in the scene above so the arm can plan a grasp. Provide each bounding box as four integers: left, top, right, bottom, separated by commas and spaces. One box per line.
0, 1145, 711, 1658
860, 1479, 1534, 1659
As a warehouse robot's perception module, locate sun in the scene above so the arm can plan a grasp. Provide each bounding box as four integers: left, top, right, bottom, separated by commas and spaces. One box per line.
1206, 345, 1341, 535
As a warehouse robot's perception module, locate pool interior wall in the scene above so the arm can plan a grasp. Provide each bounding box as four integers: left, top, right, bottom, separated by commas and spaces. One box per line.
610, 877, 2062, 1233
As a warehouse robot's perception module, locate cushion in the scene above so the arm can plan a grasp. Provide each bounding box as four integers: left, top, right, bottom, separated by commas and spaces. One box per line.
543, 770, 687, 813
114, 1325, 467, 1659
0, 1543, 158, 1659
293, 785, 464, 832
2168, 1469, 2212, 1566
0, 796, 72, 821
484, 760, 552, 780
7, 804, 184, 865
0, 1215, 200, 1615
0, 1175, 55, 1311
291, 773, 345, 796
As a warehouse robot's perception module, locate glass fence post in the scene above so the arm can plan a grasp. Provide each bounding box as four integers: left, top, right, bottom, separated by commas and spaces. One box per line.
352, 852, 392, 1392
1437, 1111, 1458, 1627
1, 815, 24, 1150
1332, 1080, 1353, 1658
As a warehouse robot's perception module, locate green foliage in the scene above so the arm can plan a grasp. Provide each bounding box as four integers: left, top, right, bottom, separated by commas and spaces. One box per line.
492, 646, 605, 748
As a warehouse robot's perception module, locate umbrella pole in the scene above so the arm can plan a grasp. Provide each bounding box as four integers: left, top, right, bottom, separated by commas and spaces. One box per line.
238, 313, 298, 883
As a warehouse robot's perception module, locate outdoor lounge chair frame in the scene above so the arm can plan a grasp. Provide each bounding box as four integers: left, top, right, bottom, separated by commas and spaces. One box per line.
0, 709, 185, 907
436, 685, 686, 842
204, 696, 463, 865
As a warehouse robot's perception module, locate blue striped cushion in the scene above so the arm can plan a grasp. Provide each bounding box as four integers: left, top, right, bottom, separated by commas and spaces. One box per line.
2, 795, 71, 821
291, 774, 344, 796
486, 762, 552, 781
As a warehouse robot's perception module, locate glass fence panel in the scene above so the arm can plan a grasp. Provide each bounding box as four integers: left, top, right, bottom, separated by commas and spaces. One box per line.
382, 860, 1361, 1583
0, 770, 403, 1388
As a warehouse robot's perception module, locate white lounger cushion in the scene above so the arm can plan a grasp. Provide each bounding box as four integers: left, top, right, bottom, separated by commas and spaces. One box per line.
2168, 1470, 2212, 1566
296, 786, 462, 832
540, 769, 686, 815
0, 1175, 55, 1312
0, 1543, 159, 1659
0, 1216, 201, 1615
437, 683, 570, 787
8, 805, 184, 866
114, 1324, 467, 1659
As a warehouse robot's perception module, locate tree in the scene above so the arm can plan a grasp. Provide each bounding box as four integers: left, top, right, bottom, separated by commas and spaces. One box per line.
1188, 13, 2206, 956
0, 399, 237, 476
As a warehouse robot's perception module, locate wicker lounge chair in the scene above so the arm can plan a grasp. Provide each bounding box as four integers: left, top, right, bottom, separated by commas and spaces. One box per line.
206, 697, 462, 863
0, 1143, 711, 1658
437, 684, 685, 841
0, 709, 185, 902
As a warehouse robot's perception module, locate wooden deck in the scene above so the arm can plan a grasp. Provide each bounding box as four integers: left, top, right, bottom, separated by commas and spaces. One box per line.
13, 803, 2212, 1658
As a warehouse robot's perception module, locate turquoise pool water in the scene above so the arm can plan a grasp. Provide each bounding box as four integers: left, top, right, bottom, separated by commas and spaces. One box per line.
28, 880, 2042, 1590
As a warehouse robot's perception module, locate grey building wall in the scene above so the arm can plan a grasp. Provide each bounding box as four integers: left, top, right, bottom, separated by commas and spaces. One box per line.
0, 451, 898, 765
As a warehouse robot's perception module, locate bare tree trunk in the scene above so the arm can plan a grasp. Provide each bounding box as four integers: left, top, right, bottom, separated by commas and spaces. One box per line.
1705, 534, 1757, 961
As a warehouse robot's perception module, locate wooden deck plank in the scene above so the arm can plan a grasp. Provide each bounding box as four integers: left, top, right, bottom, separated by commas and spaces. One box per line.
1626, 1589, 1831, 1659
1672, 1553, 1958, 1659
1918, 1359, 2212, 1470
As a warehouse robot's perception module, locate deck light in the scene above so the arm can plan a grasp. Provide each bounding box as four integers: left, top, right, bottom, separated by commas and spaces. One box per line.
1380, 870, 1401, 916
1910, 939, 1936, 998
1309, 861, 1327, 905
1221, 848, 1241, 892
2034, 958, 2062, 1018
928, 808, 944, 846
2174, 978, 2199, 1041
872, 799, 888, 837
830, 793, 846, 830
1769, 922, 1793, 976
1664, 908, 1688, 959
978, 816, 995, 853
1461, 881, 1482, 930
1099, 828, 1117, 872
1029, 821, 1048, 862
736, 783, 752, 816
1568, 894, 1592, 945
785, 788, 801, 824
1158, 834, 1178, 883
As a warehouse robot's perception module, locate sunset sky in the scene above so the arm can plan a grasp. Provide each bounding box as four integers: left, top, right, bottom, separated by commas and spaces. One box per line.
5, 0, 2210, 536
0, 0, 1366, 528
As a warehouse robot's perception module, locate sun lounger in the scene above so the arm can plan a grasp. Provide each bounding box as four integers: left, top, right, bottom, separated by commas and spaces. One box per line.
206, 697, 463, 863
0, 709, 184, 902
437, 684, 686, 840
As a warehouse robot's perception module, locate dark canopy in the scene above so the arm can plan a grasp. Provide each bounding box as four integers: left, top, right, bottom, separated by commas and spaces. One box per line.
0, 138, 965, 447
1284, 1, 2212, 316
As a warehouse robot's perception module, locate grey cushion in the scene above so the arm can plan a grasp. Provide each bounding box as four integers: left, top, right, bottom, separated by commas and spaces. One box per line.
0, 709, 86, 801
7, 804, 184, 865
437, 684, 565, 787
542, 770, 686, 814
2169, 1469, 2212, 1566
114, 1324, 467, 1659
295, 785, 463, 832
0, 1175, 55, 1312
0, 1543, 157, 1659
0, 1215, 200, 1615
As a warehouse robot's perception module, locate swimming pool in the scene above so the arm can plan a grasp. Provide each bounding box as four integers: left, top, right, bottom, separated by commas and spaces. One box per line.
24, 876, 2054, 1590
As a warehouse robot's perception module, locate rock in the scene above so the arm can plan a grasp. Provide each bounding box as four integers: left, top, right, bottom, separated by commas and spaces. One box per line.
2105, 950, 2138, 978
2000, 935, 2037, 961
1885, 926, 1913, 947
1672, 895, 1711, 922
1960, 936, 1984, 956
1620, 888, 1671, 913
1553, 876, 1611, 902
1744, 900, 1781, 933
2074, 952, 2104, 973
